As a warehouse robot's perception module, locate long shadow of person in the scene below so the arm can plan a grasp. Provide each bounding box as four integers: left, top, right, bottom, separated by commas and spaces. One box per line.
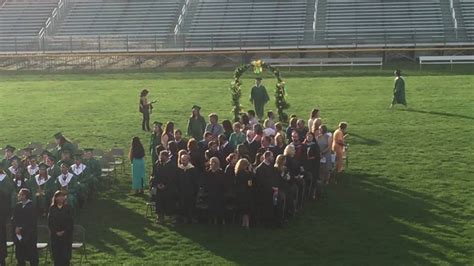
402, 109, 474, 120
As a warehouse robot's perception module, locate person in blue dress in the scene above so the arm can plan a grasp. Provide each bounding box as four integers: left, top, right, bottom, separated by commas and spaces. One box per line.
129, 137, 146, 195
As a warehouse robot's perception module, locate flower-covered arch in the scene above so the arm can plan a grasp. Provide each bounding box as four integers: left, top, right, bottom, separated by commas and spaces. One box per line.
230, 60, 290, 122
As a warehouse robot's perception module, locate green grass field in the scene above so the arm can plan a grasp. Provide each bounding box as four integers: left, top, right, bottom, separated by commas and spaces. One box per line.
0, 68, 473, 265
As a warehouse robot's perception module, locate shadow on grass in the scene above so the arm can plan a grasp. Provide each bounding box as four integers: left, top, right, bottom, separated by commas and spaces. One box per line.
73, 190, 159, 259
347, 132, 381, 146
170, 171, 469, 265
403, 108, 474, 120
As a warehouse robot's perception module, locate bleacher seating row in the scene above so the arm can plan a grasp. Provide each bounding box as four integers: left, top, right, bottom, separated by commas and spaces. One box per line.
461, 0, 474, 39
55, 0, 182, 47
0, 0, 57, 37
182, 0, 308, 48
322, 0, 446, 44
0, 0, 472, 52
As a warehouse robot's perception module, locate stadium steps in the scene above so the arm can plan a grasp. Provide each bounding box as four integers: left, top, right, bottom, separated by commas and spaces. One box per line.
453, 0, 470, 41
439, 0, 460, 42
314, 0, 327, 45
303, 0, 317, 45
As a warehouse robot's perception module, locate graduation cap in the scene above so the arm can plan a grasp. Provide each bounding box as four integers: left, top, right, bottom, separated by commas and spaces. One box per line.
191, 105, 201, 111
153, 121, 163, 127
73, 153, 83, 160
10, 155, 20, 162
83, 148, 94, 152
53, 132, 63, 139
255, 77, 263, 81
38, 162, 48, 170
23, 147, 34, 152
47, 155, 57, 162
28, 155, 37, 160
4, 145, 16, 152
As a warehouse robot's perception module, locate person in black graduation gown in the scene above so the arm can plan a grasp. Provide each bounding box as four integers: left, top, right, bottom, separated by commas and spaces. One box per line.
188, 139, 205, 174
0, 191, 9, 266
174, 129, 188, 152
217, 134, 234, 169
255, 151, 282, 226
151, 151, 179, 223
12, 188, 38, 266
204, 157, 227, 225
48, 190, 73, 266
235, 158, 255, 228
177, 154, 199, 223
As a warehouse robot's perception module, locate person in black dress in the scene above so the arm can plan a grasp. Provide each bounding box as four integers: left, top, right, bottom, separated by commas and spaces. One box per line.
303, 132, 321, 200
48, 190, 73, 266
0, 191, 9, 266
139, 89, 156, 131
235, 158, 254, 228
12, 188, 38, 266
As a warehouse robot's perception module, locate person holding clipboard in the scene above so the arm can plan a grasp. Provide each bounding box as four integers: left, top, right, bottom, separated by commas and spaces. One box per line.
139, 89, 157, 131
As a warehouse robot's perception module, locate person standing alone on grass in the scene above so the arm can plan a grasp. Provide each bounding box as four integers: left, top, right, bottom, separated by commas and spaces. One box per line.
390, 69, 407, 108
139, 89, 156, 131
130, 137, 145, 195
250, 77, 270, 120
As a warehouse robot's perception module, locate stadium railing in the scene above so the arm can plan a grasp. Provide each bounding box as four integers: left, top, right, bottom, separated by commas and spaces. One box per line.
0, 28, 472, 55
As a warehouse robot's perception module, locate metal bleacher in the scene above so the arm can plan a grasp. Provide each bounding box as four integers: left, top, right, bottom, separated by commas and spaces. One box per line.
0, 0, 472, 54
47, 0, 182, 51
0, 0, 57, 37
0, 0, 57, 52
460, 0, 474, 38
181, 0, 309, 48
320, 0, 446, 46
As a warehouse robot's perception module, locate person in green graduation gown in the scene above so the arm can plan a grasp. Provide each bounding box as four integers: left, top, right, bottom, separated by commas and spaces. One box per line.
11, 164, 30, 208
53, 132, 76, 160
27, 163, 56, 217
56, 149, 74, 168
250, 77, 270, 120
187, 105, 207, 141
70, 153, 94, 206
0, 166, 14, 209
82, 148, 102, 190
47, 155, 61, 181
390, 69, 407, 108
150, 121, 163, 166
54, 162, 79, 209
1, 145, 16, 169
26, 155, 40, 179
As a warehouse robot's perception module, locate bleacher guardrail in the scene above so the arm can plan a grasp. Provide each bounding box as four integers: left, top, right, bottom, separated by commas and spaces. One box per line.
0, 28, 473, 54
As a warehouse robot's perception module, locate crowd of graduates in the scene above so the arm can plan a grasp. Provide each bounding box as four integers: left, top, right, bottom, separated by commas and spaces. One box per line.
134, 105, 348, 227
0, 133, 101, 214
0, 133, 102, 266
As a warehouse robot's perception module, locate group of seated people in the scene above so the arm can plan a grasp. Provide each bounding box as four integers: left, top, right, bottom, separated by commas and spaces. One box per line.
147, 106, 348, 227
0, 132, 102, 217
